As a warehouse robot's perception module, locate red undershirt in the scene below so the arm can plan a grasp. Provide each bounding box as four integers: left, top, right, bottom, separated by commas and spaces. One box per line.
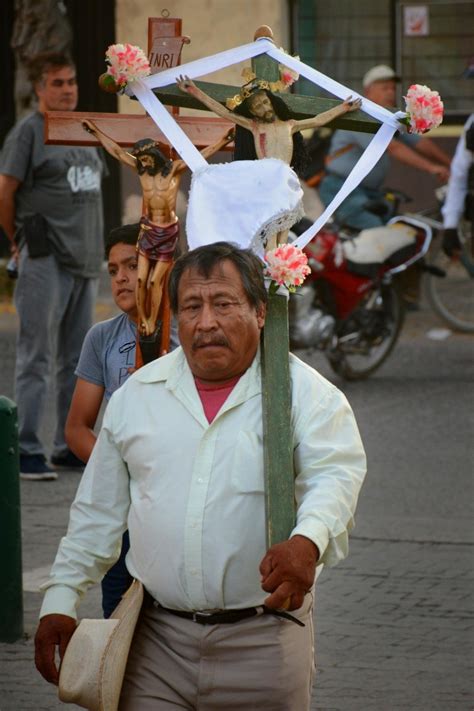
194, 375, 241, 423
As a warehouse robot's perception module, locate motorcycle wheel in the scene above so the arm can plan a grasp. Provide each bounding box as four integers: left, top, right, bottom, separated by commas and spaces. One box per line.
327, 284, 404, 381
425, 225, 474, 333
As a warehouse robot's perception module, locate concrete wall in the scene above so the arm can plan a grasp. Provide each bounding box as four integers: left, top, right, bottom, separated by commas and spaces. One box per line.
115, 0, 289, 116
115, 1, 289, 223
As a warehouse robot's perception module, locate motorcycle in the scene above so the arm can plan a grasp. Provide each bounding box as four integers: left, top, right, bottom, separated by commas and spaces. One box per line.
289, 213, 432, 380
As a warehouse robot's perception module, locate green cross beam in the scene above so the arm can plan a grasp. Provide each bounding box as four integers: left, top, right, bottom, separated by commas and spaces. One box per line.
149, 56, 379, 135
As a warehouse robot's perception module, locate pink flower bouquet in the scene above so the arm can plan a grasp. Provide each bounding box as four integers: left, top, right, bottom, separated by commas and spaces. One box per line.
401, 84, 444, 134
100, 44, 151, 93
264, 244, 311, 295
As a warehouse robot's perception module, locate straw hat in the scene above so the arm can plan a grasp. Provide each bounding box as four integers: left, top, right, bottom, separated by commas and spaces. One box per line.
58, 579, 144, 711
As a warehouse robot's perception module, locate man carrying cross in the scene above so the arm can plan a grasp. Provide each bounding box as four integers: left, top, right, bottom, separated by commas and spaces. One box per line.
35, 242, 366, 710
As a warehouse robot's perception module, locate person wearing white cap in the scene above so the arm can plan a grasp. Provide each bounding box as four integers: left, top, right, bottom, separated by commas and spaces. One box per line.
318, 64, 451, 232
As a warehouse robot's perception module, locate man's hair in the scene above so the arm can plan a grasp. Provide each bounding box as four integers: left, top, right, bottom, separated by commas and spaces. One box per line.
130, 139, 172, 176
168, 242, 267, 313
233, 89, 308, 175
105, 223, 139, 259
27, 51, 76, 86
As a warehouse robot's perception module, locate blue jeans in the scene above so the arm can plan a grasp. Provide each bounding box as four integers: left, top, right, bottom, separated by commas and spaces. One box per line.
102, 530, 133, 618
15, 250, 98, 457
319, 173, 387, 230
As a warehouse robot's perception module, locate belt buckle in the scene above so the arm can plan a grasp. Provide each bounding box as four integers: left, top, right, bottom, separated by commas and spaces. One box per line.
192, 610, 219, 624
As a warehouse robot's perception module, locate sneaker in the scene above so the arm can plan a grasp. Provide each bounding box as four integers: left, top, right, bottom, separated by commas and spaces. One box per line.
20, 454, 58, 481
51, 450, 85, 471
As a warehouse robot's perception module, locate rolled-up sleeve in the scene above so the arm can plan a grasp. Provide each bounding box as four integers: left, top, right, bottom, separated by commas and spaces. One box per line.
40, 402, 131, 619
291, 374, 366, 567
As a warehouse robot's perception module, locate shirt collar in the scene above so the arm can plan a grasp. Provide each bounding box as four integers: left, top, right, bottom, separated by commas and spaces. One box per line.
134, 346, 262, 424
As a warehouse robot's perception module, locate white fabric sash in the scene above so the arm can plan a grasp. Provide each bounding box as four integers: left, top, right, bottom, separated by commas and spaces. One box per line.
127, 38, 407, 250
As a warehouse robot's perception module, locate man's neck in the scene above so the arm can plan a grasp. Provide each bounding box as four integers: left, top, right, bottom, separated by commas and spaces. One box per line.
193, 373, 243, 388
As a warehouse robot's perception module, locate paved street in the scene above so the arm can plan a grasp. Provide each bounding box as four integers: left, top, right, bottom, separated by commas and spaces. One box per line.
0, 280, 473, 710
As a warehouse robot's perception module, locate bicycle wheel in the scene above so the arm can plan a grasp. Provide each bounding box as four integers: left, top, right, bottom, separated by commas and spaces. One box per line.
425, 225, 474, 333
327, 284, 404, 380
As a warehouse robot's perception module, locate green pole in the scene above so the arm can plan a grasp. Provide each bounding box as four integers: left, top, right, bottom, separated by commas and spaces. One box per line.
261, 292, 295, 548
0, 396, 24, 642
252, 39, 295, 548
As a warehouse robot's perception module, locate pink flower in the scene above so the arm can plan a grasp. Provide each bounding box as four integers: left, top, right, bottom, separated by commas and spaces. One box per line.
105, 43, 150, 89
403, 84, 444, 134
264, 244, 311, 293
278, 62, 299, 87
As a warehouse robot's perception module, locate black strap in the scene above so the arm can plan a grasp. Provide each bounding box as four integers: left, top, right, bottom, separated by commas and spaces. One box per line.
263, 607, 305, 628
156, 602, 305, 627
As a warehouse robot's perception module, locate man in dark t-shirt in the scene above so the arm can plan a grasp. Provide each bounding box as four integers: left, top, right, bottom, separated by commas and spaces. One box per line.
0, 52, 107, 479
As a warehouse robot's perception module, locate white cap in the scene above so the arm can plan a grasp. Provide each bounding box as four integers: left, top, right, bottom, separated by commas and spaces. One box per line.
362, 65, 400, 89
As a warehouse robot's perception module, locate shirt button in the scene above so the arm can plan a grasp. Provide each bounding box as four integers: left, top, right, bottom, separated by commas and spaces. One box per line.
191, 569, 198, 576
197, 478, 204, 484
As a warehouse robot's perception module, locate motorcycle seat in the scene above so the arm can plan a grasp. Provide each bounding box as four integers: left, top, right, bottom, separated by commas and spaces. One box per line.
343, 223, 418, 277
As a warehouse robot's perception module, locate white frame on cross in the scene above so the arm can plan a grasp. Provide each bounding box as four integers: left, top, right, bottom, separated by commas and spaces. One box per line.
126, 36, 407, 249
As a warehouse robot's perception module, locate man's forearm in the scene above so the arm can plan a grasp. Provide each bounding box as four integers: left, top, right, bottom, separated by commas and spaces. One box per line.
0, 187, 17, 242
417, 137, 451, 167
389, 140, 447, 176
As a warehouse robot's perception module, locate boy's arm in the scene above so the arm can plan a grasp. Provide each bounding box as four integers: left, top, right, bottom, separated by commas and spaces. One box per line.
65, 379, 105, 462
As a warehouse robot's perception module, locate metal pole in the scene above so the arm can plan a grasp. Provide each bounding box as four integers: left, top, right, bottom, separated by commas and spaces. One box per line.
0, 396, 24, 642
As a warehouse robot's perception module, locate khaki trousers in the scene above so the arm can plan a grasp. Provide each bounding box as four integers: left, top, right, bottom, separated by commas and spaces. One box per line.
119, 594, 315, 710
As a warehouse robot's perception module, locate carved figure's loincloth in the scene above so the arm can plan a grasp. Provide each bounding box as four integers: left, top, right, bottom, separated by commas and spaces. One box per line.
137, 217, 179, 262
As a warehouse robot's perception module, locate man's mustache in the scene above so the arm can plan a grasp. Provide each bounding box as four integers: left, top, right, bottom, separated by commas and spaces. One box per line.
192, 335, 229, 350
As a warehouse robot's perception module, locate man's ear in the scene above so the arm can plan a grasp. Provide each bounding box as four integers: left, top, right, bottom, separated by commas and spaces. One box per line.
256, 302, 266, 329
34, 81, 43, 100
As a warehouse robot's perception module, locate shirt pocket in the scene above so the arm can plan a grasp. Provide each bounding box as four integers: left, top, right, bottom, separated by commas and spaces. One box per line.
230, 430, 265, 493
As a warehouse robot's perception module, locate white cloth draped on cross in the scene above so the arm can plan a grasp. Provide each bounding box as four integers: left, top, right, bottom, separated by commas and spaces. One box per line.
127, 38, 407, 252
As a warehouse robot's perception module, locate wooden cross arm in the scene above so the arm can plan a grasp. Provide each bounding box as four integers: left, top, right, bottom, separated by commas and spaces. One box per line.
150, 81, 381, 134
44, 110, 234, 147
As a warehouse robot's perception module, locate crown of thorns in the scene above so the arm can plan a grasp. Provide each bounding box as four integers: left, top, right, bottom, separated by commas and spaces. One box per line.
225, 65, 299, 111
130, 140, 158, 156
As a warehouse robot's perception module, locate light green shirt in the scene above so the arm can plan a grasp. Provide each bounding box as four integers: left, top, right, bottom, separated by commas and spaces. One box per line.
40, 348, 366, 619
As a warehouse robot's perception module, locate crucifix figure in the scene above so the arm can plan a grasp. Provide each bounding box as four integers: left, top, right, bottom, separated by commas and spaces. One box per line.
177, 74, 361, 248
83, 119, 234, 335
178, 75, 361, 167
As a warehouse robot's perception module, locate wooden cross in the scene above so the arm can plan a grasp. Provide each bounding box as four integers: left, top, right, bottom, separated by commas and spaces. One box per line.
45, 21, 379, 149
45, 18, 379, 547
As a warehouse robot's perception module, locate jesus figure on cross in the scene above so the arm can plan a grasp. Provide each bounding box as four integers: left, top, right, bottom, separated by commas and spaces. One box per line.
178, 75, 361, 167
